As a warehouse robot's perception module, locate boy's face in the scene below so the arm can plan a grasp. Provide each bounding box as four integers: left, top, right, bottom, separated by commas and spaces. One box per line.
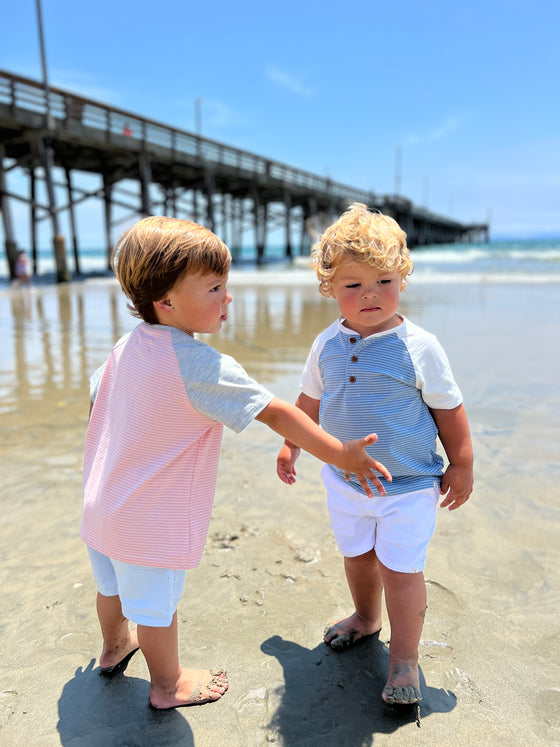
331, 261, 403, 337
154, 270, 231, 335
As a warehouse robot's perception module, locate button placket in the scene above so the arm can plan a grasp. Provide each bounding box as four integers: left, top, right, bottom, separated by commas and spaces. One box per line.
348, 336, 360, 383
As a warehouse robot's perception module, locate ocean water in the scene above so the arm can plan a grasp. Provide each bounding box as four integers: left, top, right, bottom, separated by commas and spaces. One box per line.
2, 239, 560, 284
407, 239, 560, 281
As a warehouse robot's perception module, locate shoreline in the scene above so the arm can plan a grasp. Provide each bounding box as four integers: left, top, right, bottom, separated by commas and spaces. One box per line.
2, 271, 560, 301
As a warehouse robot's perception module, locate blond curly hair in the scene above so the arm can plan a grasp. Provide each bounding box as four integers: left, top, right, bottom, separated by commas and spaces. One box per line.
311, 203, 413, 297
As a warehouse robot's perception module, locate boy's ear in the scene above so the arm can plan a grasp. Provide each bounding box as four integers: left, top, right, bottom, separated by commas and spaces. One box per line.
153, 297, 174, 313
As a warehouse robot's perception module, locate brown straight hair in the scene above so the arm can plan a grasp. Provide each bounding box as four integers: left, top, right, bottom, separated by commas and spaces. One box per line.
112, 216, 231, 324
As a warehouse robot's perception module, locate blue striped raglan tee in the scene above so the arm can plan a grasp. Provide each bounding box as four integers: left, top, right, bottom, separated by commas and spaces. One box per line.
300, 315, 462, 497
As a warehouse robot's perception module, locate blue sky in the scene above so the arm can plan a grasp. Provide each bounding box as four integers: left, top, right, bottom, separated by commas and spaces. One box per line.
1, 0, 559, 240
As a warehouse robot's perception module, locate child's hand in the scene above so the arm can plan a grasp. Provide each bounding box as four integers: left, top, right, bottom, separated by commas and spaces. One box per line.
340, 433, 392, 498
439, 463, 473, 510
277, 443, 301, 485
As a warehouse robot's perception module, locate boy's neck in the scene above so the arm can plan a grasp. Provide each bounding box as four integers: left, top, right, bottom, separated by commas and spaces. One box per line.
341, 312, 403, 338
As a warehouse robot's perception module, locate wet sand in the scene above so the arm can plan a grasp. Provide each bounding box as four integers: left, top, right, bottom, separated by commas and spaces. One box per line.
0, 271, 559, 745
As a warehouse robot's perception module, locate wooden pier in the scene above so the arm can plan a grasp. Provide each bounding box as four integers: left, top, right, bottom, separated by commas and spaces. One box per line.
0, 69, 488, 281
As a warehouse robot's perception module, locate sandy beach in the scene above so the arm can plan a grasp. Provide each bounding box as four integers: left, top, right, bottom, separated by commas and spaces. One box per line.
1, 270, 559, 745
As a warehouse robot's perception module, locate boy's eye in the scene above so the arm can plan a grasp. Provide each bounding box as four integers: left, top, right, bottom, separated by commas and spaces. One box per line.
210, 285, 221, 292
379, 279, 392, 284
346, 283, 361, 289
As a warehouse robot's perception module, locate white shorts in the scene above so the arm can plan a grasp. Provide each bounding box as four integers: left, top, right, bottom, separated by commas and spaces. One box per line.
87, 546, 186, 627
322, 465, 439, 574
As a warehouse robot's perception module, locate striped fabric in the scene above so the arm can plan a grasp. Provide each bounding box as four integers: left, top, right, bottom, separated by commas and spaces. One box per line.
300, 316, 462, 497
81, 323, 273, 569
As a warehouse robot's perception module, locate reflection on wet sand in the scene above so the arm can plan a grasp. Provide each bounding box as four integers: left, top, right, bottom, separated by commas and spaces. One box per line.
3, 278, 376, 417
2, 282, 132, 416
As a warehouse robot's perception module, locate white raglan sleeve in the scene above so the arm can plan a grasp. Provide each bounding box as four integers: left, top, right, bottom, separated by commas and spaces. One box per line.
299, 335, 325, 400
408, 329, 463, 409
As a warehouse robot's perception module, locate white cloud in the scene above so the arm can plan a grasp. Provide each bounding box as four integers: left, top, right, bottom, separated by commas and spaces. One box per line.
404, 115, 466, 147
266, 66, 316, 97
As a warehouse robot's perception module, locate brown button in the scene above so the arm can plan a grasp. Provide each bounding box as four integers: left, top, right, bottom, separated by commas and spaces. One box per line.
349, 376, 356, 383
351, 355, 358, 363
349, 337, 357, 343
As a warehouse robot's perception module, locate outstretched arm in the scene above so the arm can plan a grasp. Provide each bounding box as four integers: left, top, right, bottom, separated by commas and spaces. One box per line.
431, 403, 473, 510
258, 395, 391, 497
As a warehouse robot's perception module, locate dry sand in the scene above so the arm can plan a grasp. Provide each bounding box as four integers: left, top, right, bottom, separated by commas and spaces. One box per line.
0, 273, 559, 745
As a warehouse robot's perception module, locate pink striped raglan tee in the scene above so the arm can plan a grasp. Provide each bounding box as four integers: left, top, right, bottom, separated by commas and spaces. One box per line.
81, 323, 274, 569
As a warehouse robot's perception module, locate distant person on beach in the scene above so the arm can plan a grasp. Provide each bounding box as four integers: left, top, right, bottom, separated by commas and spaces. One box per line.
277, 203, 473, 706
81, 216, 391, 710
13, 250, 31, 286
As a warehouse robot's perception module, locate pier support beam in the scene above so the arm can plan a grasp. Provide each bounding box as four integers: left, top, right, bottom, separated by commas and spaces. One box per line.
252, 189, 267, 264
139, 152, 152, 216
230, 198, 244, 262
38, 137, 69, 282
102, 175, 113, 268
65, 168, 81, 274
220, 193, 228, 246
300, 196, 318, 256
284, 192, 292, 260
0, 149, 18, 279
29, 168, 38, 274
191, 188, 199, 223
204, 171, 216, 231
165, 184, 177, 218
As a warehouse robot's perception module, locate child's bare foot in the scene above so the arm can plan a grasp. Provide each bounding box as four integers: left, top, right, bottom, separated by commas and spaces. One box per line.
324, 612, 382, 652
149, 668, 229, 710
382, 656, 421, 704
99, 630, 140, 676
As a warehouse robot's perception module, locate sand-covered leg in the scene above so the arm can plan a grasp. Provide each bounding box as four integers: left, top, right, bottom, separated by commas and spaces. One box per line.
96, 592, 140, 675
379, 565, 426, 704
324, 548, 383, 651
138, 612, 228, 709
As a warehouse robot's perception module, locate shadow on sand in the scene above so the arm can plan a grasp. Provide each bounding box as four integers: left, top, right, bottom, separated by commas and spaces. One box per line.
261, 634, 456, 746
57, 659, 194, 746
